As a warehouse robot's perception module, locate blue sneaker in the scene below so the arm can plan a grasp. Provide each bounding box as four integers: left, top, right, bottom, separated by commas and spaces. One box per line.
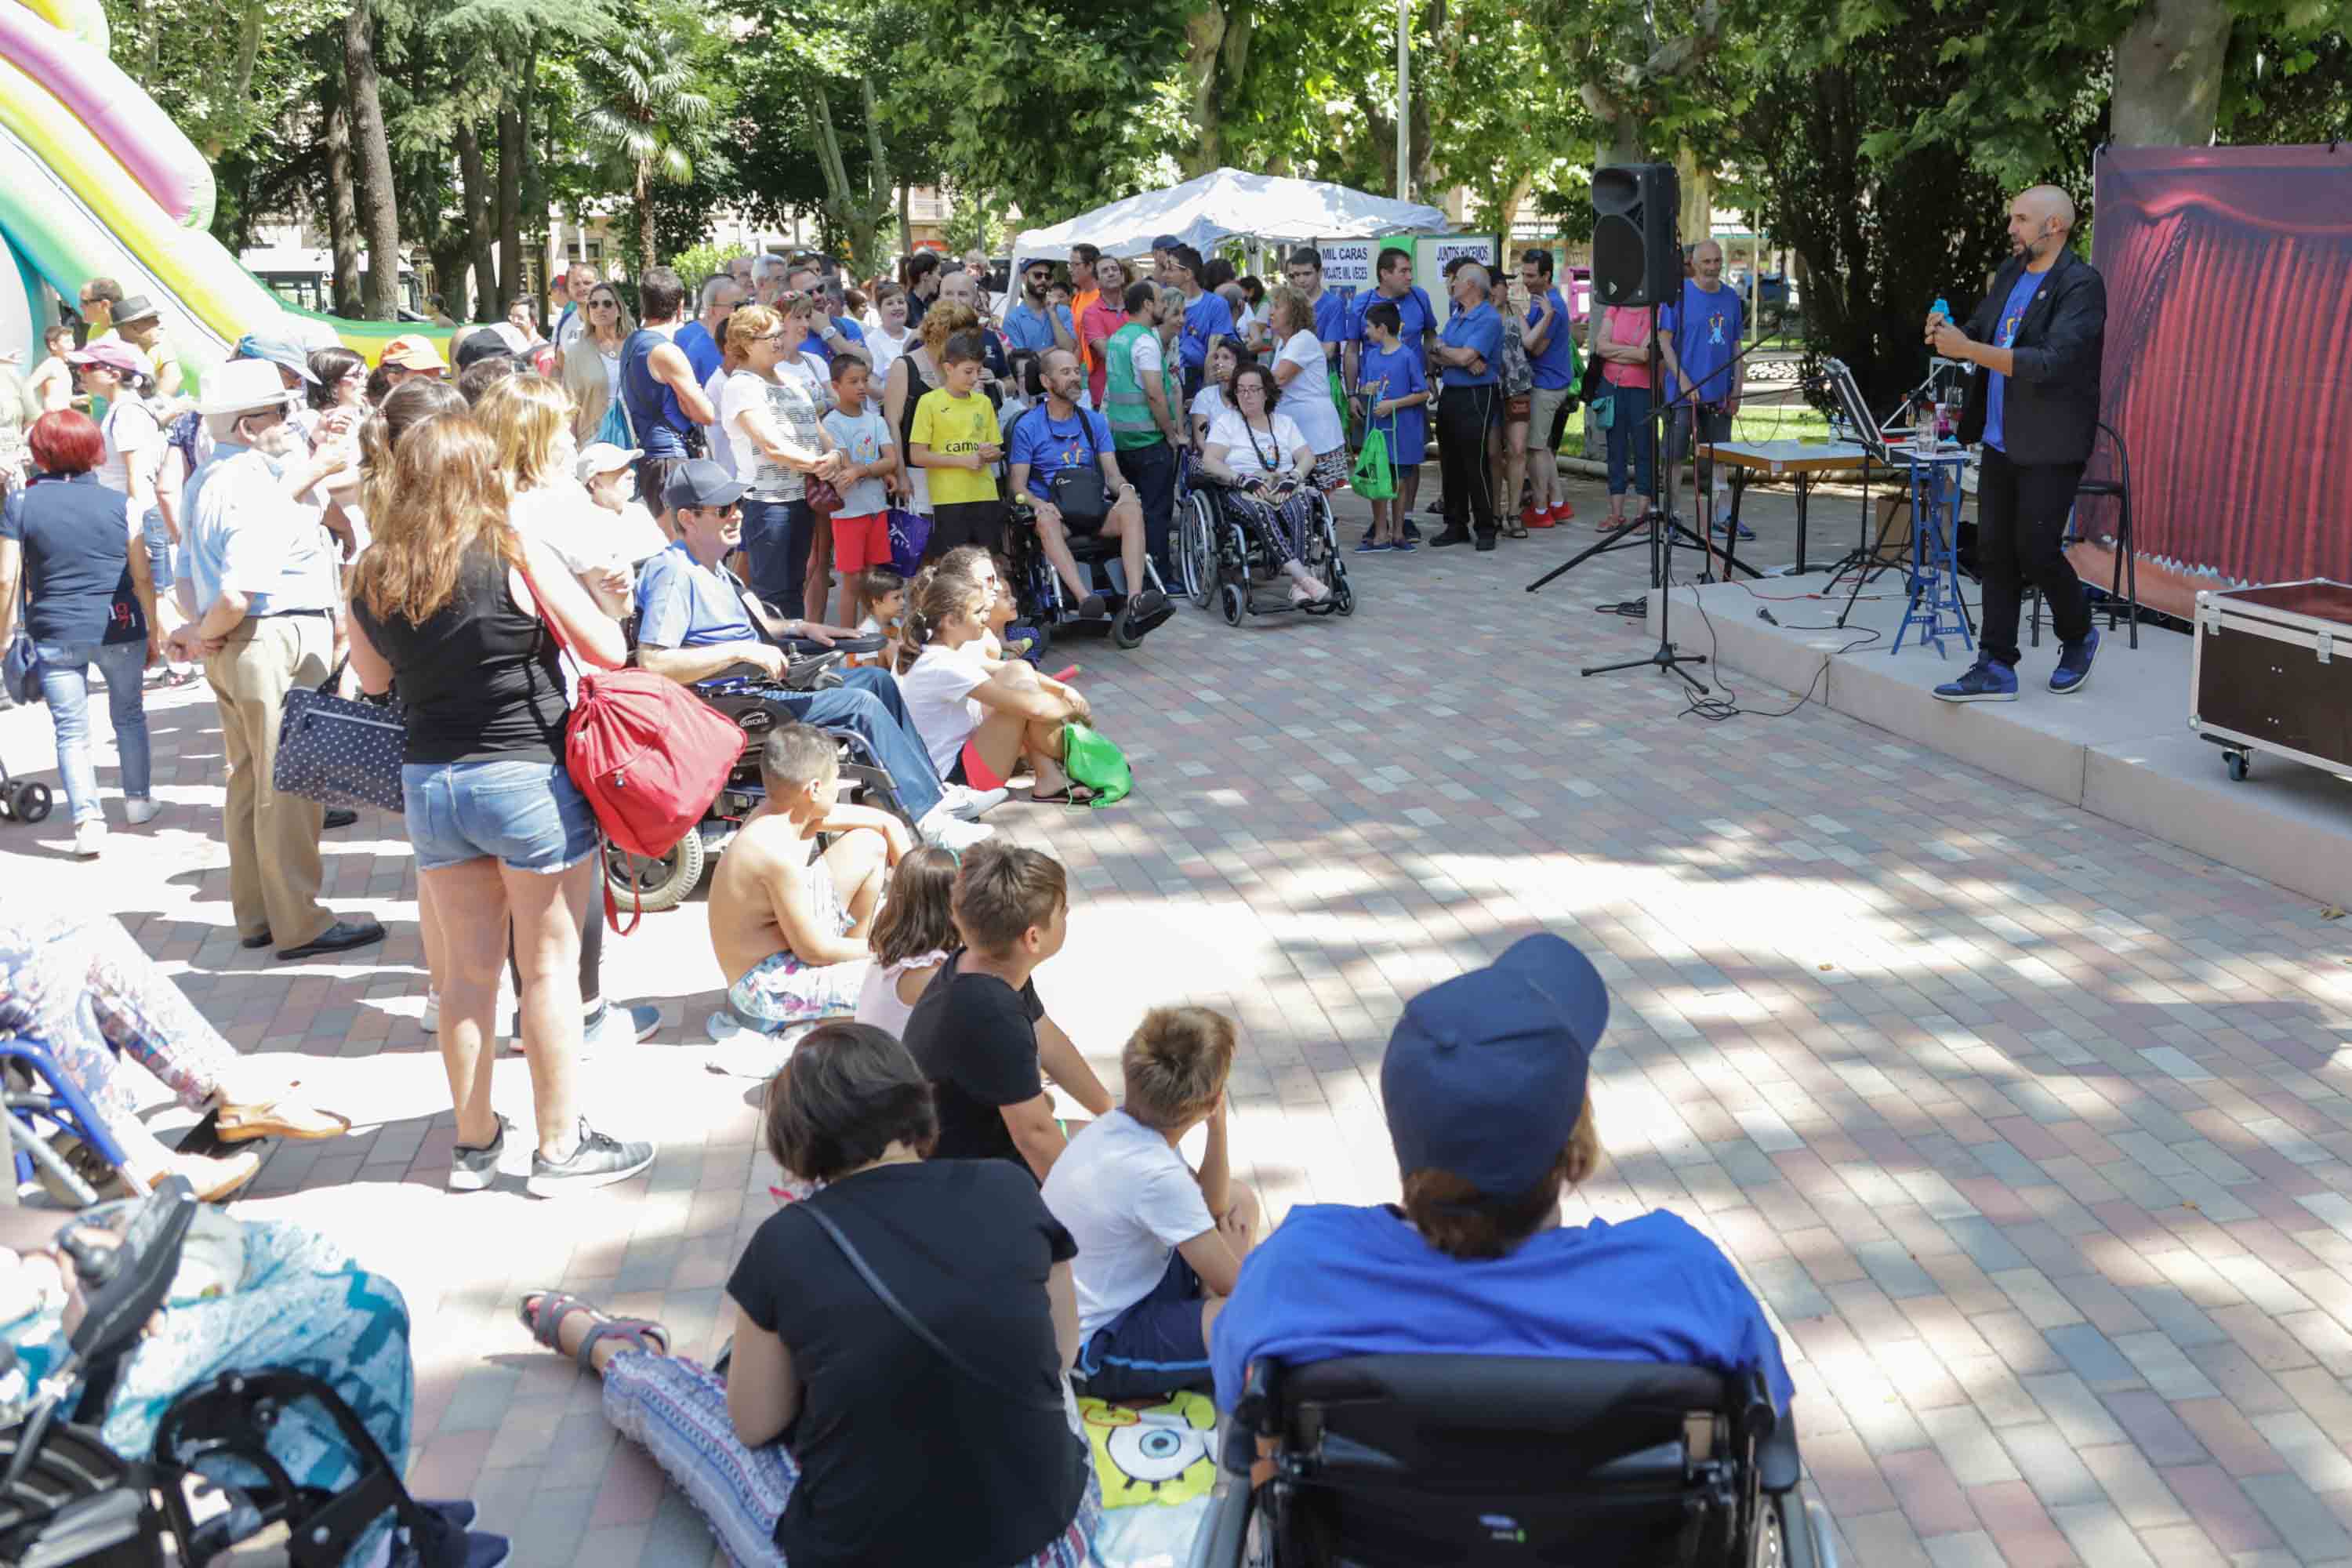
1933, 659, 2018, 702
1389, 539, 1417, 554
1353, 535, 1388, 554
2049, 626, 2100, 694
1712, 520, 1757, 542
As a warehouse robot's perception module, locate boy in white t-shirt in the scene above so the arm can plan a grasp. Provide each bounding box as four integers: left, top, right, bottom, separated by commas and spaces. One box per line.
1042, 1005, 1260, 1398
575, 441, 673, 564
820, 357, 899, 630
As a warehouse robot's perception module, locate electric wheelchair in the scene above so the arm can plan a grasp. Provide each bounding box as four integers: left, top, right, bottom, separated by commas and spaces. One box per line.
1186, 1355, 1838, 1568
996, 401, 1176, 651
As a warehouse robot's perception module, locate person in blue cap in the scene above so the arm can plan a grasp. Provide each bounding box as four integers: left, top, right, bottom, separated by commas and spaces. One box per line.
1207, 932, 1795, 1417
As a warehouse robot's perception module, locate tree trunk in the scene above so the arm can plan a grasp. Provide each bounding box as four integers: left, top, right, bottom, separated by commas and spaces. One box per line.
519, 37, 544, 306
325, 95, 362, 316
635, 162, 655, 279
859, 74, 892, 278
1675, 146, 1714, 248
1492, 171, 1534, 235
342, 0, 401, 321
1181, 5, 1229, 177
2111, 0, 2230, 145
428, 239, 471, 320
898, 180, 912, 262
456, 121, 498, 321
496, 97, 524, 312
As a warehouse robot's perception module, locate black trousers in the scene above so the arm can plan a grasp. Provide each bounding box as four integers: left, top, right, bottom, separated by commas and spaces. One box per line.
1436, 384, 1500, 539
506, 901, 606, 1016
1120, 439, 1179, 574
1976, 446, 2089, 668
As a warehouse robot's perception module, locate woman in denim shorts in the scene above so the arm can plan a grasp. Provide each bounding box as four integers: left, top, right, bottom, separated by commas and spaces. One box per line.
347, 410, 657, 1200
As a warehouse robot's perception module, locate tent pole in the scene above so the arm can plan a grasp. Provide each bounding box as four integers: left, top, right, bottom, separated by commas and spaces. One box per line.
1396, 0, 1410, 201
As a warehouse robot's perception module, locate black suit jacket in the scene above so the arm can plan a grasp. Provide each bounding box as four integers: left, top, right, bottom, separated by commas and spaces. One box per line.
1956, 247, 2107, 467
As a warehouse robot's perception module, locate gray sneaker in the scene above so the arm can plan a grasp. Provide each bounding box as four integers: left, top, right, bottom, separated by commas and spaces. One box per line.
449, 1117, 510, 1192
527, 1119, 655, 1198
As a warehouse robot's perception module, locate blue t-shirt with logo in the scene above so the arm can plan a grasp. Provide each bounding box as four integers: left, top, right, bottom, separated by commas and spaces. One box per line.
1526, 288, 1577, 390
1984, 267, 2049, 454
1209, 1205, 1795, 1417
1001, 300, 1075, 355
1661, 281, 1745, 405
1437, 302, 1503, 389
1007, 405, 1112, 503
1179, 292, 1236, 376
1351, 285, 1436, 358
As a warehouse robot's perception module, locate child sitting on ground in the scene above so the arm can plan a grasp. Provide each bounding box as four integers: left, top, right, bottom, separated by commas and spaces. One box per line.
850, 566, 905, 668
1043, 1005, 1260, 1398
853, 843, 958, 1038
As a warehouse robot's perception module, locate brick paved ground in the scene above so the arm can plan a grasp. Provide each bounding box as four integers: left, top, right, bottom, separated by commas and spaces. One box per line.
7, 470, 2352, 1568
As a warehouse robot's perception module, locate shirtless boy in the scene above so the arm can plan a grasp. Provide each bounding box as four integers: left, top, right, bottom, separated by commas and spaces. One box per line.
707, 724, 915, 1033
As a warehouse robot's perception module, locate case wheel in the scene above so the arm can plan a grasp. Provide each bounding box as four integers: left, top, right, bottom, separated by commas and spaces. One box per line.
10, 779, 52, 822
2224, 750, 2251, 782
1220, 583, 1244, 626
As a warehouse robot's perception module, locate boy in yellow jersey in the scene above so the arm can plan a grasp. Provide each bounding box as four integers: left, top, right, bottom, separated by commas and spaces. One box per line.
908, 330, 1005, 559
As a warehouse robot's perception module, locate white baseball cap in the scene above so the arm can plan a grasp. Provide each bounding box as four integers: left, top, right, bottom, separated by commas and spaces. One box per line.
575, 441, 641, 483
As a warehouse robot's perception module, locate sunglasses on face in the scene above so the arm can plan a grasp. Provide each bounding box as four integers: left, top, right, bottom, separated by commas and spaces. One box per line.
591, 299, 619, 310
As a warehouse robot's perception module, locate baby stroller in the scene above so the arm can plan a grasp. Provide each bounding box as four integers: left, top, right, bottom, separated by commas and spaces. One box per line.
1176, 459, 1353, 626
0, 753, 53, 824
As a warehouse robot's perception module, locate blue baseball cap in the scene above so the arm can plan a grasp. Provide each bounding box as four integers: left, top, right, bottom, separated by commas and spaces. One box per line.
234, 333, 318, 383
1150, 234, 1181, 252
1381, 933, 1609, 1196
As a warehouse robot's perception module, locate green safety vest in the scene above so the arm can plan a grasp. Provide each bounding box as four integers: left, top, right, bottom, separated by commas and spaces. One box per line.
1103, 321, 1174, 450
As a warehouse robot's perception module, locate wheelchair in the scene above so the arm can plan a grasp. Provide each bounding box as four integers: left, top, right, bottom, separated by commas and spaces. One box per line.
996, 406, 1176, 652
5, 1036, 144, 1208
0, 1178, 467, 1568
1187, 1356, 1838, 1568
601, 633, 901, 914
1174, 461, 1354, 627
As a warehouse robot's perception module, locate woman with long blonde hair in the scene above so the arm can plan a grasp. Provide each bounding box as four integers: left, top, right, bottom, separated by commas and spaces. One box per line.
561, 282, 637, 444
345, 412, 656, 1199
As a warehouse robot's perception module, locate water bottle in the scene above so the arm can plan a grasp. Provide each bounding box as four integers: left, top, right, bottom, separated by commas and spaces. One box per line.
1929, 297, 1951, 329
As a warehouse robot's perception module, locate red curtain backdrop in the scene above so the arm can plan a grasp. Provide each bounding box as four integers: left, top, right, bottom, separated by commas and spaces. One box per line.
2087, 144, 2352, 617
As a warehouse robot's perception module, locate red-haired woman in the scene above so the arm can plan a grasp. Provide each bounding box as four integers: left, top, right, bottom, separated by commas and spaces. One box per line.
0, 409, 159, 856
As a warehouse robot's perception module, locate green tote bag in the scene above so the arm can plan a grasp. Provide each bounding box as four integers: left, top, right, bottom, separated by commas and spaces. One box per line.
1061, 721, 1132, 807
1351, 424, 1397, 500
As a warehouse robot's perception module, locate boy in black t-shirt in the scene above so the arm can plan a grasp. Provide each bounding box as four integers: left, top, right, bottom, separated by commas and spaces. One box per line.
898, 842, 1114, 1180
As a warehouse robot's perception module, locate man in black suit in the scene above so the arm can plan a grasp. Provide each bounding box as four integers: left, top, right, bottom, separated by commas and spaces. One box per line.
1929, 186, 2107, 702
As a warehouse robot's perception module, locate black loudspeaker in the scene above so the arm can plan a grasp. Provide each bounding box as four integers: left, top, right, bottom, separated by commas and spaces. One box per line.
1591, 163, 1681, 307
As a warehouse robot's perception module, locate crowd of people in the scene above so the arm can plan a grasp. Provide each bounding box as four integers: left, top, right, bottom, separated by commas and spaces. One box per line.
0, 246, 1789, 1568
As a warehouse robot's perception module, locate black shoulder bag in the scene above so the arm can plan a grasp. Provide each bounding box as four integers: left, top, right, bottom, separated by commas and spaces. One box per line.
797, 1200, 1071, 1414
1044, 412, 1112, 528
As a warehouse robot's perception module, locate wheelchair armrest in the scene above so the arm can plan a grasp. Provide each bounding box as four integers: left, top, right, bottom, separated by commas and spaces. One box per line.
785, 634, 887, 656
1759, 1407, 1800, 1494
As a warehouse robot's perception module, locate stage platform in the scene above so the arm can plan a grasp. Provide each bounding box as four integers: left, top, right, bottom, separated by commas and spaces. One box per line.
1648, 572, 2352, 906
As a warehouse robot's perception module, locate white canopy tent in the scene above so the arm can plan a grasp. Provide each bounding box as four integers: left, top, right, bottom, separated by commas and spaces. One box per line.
1012, 168, 1447, 263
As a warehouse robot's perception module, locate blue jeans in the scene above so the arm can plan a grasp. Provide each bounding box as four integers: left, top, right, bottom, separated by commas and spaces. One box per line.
36, 637, 151, 824
773, 667, 944, 824
742, 496, 815, 620
400, 758, 599, 873
1606, 383, 1653, 498
140, 508, 172, 592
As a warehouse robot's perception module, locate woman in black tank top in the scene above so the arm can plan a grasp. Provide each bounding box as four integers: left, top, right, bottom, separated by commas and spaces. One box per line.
344, 411, 656, 1197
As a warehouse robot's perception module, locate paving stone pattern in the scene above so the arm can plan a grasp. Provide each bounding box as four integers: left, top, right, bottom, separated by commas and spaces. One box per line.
5, 474, 2352, 1568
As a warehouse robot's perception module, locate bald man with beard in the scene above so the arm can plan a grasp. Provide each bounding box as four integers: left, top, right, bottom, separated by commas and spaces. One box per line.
1929, 184, 2108, 703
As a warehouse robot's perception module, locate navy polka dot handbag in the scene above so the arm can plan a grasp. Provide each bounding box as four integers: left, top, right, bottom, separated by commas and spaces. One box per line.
272, 657, 407, 815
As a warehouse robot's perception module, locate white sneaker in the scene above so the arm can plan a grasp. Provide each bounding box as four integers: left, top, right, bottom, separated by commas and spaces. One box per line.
583, 1002, 662, 1051
73, 820, 106, 858
939, 782, 1008, 819
124, 797, 162, 826
918, 807, 995, 852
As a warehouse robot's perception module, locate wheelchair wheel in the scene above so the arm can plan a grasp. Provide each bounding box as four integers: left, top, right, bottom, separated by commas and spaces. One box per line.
605, 830, 706, 913
1221, 583, 1244, 626
1330, 567, 1356, 617
10, 780, 50, 823
1183, 499, 1218, 609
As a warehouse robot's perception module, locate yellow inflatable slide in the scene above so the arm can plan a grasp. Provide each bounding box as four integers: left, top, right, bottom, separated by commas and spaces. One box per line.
0, 0, 445, 381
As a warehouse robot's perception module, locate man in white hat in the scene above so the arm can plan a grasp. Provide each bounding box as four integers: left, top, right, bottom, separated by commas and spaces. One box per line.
176, 360, 385, 962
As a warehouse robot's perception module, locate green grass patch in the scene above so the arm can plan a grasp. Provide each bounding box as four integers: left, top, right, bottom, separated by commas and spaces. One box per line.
1730, 404, 1831, 444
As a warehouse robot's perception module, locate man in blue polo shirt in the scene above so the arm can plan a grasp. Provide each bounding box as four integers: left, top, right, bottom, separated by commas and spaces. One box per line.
1209, 931, 1795, 1419
1428, 262, 1504, 550
1658, 240, 1747, 531
1168, 245, 1233, 400
633, 459, 992, 849
1520, 248, 1579, 526
1004, 349, 1165, 642
1283, 248, 1349, 364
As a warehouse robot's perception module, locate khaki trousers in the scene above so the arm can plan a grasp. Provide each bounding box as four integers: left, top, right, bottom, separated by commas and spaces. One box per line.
205, 615, 332, 949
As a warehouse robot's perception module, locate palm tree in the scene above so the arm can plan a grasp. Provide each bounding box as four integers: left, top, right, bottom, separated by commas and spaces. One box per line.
577, 18, 720, 278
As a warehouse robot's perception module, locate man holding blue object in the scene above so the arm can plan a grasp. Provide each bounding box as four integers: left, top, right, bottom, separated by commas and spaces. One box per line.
1929, 185, 2106, 703
1208, 931, 1796, 1419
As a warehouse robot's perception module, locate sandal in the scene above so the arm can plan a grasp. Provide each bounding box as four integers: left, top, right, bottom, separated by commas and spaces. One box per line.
1504, 521, 1530, 539
517, 1290, 671, 1370
1029, 783, 1102, 806
214, 1091, 353, 1143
